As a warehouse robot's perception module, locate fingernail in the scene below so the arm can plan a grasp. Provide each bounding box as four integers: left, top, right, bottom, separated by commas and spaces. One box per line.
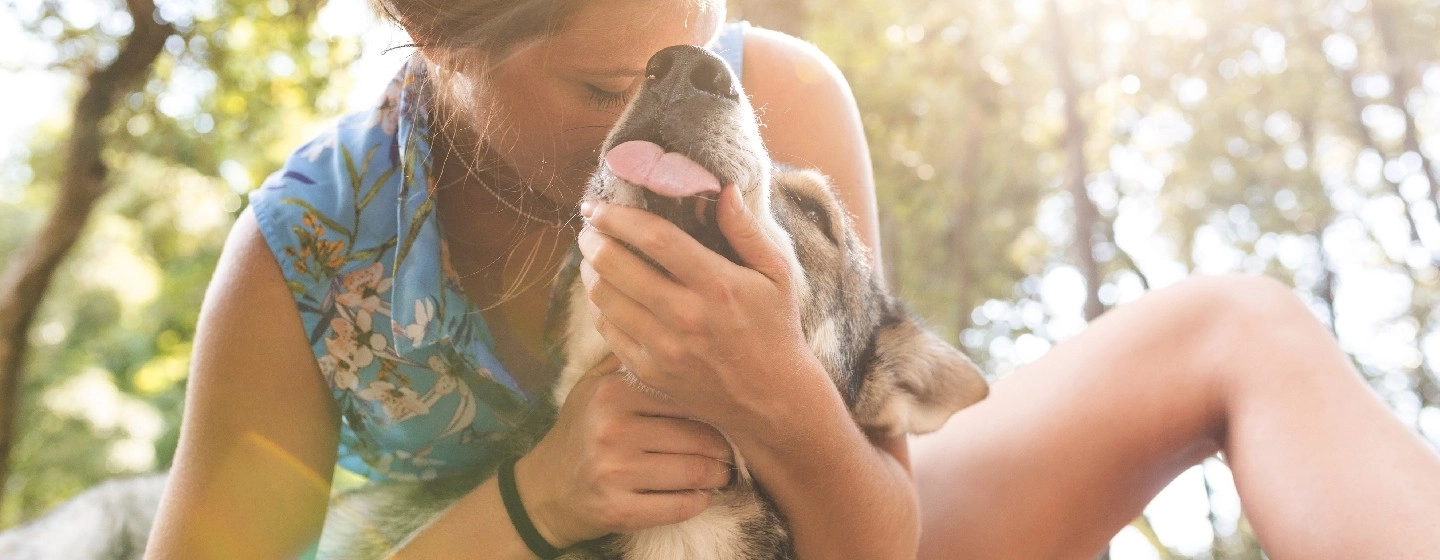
727, 185, 746, 216
580, 201, 595, 218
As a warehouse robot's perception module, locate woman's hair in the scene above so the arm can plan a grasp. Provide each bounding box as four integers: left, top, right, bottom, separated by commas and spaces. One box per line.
368, 0, 597, 189
369, 0, 583, 72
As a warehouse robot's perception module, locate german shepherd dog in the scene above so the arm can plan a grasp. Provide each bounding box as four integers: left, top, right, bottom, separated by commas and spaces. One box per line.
0, 46, 988, 560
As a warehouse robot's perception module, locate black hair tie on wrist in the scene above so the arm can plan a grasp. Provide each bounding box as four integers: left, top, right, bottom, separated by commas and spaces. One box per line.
498, 456, 565, 559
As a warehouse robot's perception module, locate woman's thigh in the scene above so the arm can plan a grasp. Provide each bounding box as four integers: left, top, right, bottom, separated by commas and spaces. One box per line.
909, 276, 1259, 559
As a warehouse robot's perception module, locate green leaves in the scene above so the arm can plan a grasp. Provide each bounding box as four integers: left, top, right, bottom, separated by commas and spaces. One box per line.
3, 0, 364, 528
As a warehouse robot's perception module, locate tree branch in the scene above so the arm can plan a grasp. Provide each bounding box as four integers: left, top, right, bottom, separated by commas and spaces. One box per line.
0, 0, 173, 503
1048, 0, 1105, 321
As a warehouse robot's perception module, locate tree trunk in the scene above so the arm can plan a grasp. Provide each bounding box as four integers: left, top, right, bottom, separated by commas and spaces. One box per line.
1335, 62, 1425, 244
0, 0, 172, 503
1047, 0, 1104, 322
948, 125, 984, 336
1300, 114, 1341, 335
1372, 0, 1440, 212
1367, 0, 1440, 408
1049, 2, 1108, 557
734, 0, 808, 37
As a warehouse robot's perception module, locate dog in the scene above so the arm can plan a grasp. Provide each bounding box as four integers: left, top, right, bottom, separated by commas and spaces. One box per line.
0, 474, 165, 560
318, 45, 988, 560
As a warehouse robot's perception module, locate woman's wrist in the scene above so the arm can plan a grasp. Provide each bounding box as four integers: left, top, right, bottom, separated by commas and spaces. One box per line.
513, 449, 580, 549
722, 352, 839, 451
389, 472, 546, 559
499, 456, 567, 558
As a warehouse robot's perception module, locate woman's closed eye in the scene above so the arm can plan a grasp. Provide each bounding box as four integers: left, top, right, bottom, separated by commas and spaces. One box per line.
585, 84, 632, 110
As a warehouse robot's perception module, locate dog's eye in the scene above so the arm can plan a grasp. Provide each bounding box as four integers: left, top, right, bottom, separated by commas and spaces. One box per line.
788, 193, 837, 244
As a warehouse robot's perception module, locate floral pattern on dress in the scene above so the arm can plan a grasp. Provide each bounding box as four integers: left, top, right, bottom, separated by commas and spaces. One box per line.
249, 57, 541, 481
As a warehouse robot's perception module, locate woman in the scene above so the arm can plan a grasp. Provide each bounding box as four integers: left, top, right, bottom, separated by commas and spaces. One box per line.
145, 0, 1440, 558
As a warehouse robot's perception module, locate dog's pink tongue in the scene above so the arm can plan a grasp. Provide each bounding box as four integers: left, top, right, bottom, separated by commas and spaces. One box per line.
605, 140, 721, 198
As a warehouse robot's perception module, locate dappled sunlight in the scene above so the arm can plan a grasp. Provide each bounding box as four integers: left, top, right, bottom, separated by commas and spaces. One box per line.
177, 431, 331, 559
41, 369, 164, 472
2, 0, 1439, 557
810, 0, 1440, 554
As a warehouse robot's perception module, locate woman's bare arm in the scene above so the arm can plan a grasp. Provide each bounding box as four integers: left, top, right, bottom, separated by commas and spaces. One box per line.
145, 209, 340, 559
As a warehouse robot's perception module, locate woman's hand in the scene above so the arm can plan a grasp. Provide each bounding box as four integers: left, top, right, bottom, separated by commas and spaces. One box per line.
516, 354, 735, 548
576, 185, 824, 433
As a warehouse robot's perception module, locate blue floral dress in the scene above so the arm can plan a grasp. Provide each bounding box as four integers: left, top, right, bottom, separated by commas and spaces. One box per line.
249, 23, 748, 482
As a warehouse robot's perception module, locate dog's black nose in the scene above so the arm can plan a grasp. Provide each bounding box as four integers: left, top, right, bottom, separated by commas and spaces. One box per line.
646, 45, 739, 102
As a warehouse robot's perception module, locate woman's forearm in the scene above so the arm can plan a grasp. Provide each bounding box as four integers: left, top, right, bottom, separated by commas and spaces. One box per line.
729, 357, 921, 560
390, 475, 539, 559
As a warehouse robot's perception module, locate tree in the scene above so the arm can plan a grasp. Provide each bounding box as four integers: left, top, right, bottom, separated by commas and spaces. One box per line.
1, 0, 360, 525
0, 0, 171, 508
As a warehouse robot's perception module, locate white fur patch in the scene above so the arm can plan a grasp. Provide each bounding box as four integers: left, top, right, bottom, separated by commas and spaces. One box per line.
553, 281, 612, 406
807, 319, 839, 369
619, 497, 763, 560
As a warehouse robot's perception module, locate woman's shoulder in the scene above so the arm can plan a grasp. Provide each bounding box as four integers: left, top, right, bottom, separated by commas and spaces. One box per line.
740, 26, 852, 100
738, 26, 860, 145
737, 26, 864, 148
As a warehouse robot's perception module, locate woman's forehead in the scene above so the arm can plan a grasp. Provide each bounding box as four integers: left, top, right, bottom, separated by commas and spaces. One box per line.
544, 0, 723, 70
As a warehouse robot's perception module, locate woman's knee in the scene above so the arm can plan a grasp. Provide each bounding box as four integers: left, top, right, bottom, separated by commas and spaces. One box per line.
1173, 274, 1326, 351
1157, 274, 1342, 402
1171, 273, 1313, 328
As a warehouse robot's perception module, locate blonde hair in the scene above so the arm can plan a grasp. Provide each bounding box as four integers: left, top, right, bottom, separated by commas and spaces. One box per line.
371, 0, 722, 74
371, 0, 582, 72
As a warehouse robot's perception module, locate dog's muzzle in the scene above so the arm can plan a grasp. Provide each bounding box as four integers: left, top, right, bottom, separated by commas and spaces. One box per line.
597, 45, 746, 262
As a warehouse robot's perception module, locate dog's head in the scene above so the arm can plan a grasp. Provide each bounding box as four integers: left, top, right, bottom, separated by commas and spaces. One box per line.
585, 46, 987, 435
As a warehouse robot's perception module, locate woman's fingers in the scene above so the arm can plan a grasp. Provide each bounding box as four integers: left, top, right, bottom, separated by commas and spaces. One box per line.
613, 491, 715, 533
579, 353, 625, 380
625, 452, 734, 493
630, 416, 734, 465
581, 261, 665, 366
714, 184, 791, 283
579, 226, 714, 343
582, 202, 733, 290
577, 223, 688, 312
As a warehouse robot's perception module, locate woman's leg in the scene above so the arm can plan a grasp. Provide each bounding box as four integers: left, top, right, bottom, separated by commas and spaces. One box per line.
911, 274, 1440, 559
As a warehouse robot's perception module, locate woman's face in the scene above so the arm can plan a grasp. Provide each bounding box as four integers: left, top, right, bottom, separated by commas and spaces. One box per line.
478, 0, 723, 202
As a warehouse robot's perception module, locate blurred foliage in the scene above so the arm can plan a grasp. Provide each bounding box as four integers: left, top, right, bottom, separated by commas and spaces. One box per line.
4, 0, 1440, 558
0, 0, 361, 528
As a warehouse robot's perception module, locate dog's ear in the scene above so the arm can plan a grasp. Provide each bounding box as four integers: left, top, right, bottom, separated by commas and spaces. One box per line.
853, 307, 988, 436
